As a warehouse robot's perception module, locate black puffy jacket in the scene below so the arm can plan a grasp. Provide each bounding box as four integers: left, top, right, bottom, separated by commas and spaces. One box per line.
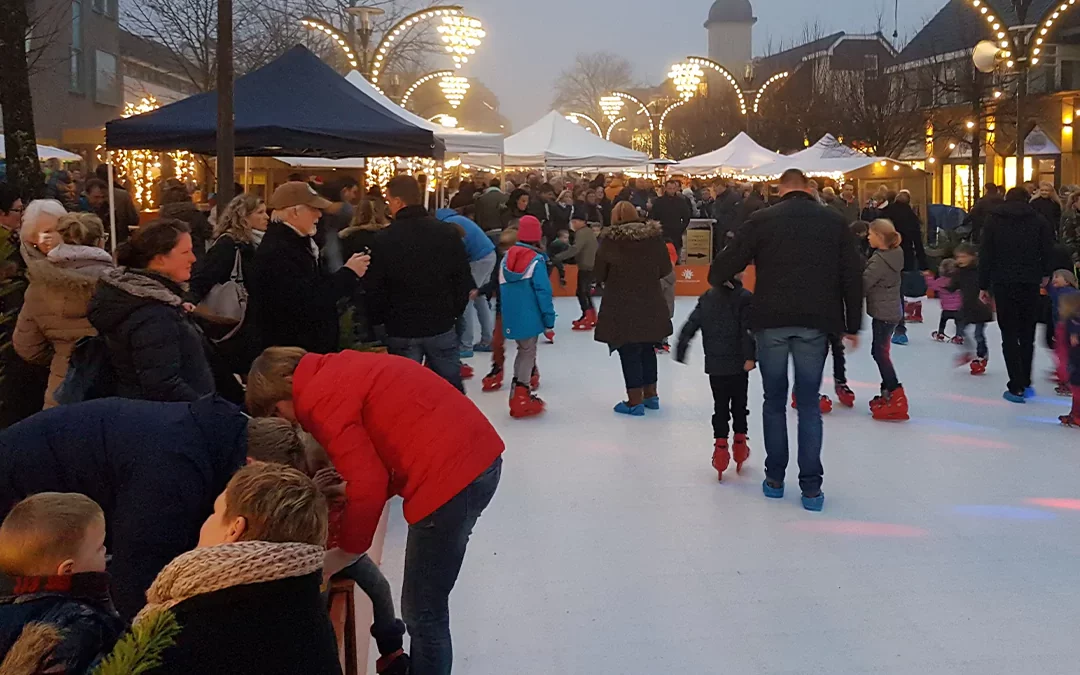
88, 268, 215, 402
978, 199, 1056, 289
676, 283, 756, 376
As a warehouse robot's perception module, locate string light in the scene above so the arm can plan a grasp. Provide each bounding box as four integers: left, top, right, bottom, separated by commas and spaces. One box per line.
436, 15, 485, 68
605, 117, 625, 141
370, 7, 464, 85
686, 56, 748, 115
599, 95, 624, 121
399, 70, 454, 108
609, 92, 654, 131
658, 100, 686, 157
752, 71, 790, 114
667, 62, 704, 100
429, 113, 458, 128
299, 18, 359, 68
439, 75, 470, 108
565, 112, 603, 135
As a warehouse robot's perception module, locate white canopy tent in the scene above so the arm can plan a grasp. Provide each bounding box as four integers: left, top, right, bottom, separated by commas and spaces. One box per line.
677, 132, 782, 175
746, 134, 881, 179
0, 139, 81, 162
469, 111, 649, 169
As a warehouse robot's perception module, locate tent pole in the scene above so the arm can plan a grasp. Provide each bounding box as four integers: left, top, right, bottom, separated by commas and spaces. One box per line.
107, 155, 118, 255
244, 156, 250, 193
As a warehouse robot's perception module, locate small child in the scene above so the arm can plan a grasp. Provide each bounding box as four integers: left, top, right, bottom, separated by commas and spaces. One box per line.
658, 240, 678, 353
0, 493, 123, 674
499, 215, 556, 418
1058, 293, 1080, 427
1049, 269, 1080, 395
553, 216, 599, 332
547, 229, 571, 287
927, 258, 963, 342
949, 243, 994, 374
864, 219, 909, 421
675, 275, 756, 481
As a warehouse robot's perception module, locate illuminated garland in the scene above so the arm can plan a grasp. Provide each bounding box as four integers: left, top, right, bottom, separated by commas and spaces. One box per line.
100, 96, 195, 209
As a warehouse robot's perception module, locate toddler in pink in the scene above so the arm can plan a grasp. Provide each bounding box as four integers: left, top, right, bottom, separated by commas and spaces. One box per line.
927, 258, 963, 341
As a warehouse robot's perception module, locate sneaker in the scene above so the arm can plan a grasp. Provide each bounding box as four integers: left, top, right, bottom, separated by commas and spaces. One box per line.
614, 401, 646, 416
762, 479, 784, 499
642, 396, 660, 410
891, 333, 909, 346
1003, 391, 1026, 404
801, 491, 825, 512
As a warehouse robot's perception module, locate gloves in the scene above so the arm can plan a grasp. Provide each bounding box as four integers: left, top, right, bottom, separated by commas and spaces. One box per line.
544, 329, 555, 342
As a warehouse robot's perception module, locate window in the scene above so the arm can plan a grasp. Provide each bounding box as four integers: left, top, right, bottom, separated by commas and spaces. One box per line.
94, 50, 118, 104
70, 0, 82, 93
864, 54, 879, 79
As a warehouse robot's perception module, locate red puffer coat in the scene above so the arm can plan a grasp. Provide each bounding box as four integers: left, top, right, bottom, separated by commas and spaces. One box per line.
293, 351, 505, 554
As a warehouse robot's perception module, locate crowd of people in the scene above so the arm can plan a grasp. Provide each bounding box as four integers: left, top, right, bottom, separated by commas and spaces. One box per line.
0, 155, 1077, 674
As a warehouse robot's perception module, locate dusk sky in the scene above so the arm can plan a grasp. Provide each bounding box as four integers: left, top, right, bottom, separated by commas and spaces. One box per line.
459, 0, 948, 130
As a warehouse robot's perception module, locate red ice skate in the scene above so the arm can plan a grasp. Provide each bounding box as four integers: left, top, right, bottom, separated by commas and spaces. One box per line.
950, 335, 965, 345
572, 308, 597, 331
872, 386, 910, 421
1061, 414, 1080, 428
482, 364, 504, 392
835, 383, 856, 408
712, 438, 731, 481
931, 331, 947, 342
904, 301, 924, 323
460, 363, 474, 380
791, 393, 833, 413
732, 433, 751, 472
954, 352, 974, 368
970, 358, 988, 376
509, 381, 545, 418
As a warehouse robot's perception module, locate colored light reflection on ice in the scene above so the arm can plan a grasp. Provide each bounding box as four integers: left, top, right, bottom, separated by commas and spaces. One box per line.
952, 505, 1057, 520
912, 418, 995, 433
933, 393, 1010, 407
1019, 416, 1066, 426
787, 520, 928, 537
1030, 396, 1071, 407
927, 434, 1015, 450
1024, 498, 1080, 511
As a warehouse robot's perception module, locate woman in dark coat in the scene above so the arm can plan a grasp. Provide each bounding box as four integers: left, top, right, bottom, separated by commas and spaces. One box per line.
594, 201, 673, 416
501, 189, 531, 228
188, 194, 268, 376
1030, 182, 1063, 232
88, 219, 216, 402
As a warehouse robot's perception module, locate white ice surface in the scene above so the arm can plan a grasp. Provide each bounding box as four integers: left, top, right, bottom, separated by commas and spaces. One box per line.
375, 297, 1080, 675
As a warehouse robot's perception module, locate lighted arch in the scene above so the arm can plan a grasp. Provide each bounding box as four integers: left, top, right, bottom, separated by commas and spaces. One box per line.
299, 17, 359, 68
752, 70, 790, 114
960, 0, 1014, 63
370, 6, 465, 85
606, 117, 626, 141
566, 112, 603, 136
609, 91, 655, 131
658, 100, 686, 157
685, 56, 748, 115
1030, 0, 1078, 65
399, 69, 455, 108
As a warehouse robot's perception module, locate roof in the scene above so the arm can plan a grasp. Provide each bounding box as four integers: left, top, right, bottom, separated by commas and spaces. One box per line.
119, 31, 191, 73
754, 31, 846, 75
467, 111, 648, 168
677, 132, 781, 174
897, 0, 1058, 66
706, 0, 754, 25
105, 45, 444, 159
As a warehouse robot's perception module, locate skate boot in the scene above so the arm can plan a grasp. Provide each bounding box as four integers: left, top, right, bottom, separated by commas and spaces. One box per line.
1055, 382, 1072, 397
572, 315, 591, 331
460, 363, 474, 380
931, 331, 947, 342
792, 393, 833, 413
1060, 414, 1080, 428
376, 651, 410, 675
530, 366, 540, 391
585, 308, 598, 328
872, 386, 910, 421
732, 433, 751, 473
950, 335, 965, 345
712, 438, 731, 481
509, 380, 545, 418
869, 388, 887, 412
970, 358, 988, 376
908, 301, 924, 323
835, 383, 856, 408
481, 364, 504, 392
904, 301, 918, 323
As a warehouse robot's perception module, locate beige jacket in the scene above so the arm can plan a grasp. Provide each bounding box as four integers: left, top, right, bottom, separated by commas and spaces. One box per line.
12, 244, 114, 408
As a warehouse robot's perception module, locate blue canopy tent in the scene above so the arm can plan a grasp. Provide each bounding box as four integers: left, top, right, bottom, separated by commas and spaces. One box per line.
105, 45, 445, 159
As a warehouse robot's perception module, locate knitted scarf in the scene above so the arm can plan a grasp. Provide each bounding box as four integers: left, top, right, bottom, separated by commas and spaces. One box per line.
135, 541, 324, 624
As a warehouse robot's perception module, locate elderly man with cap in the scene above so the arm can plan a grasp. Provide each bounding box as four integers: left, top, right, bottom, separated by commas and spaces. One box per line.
252, 181, 370, 353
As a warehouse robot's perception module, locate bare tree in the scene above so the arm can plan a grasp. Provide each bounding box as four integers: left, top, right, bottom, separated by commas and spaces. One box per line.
552, 52, 636, 123
0, 0, 45, 199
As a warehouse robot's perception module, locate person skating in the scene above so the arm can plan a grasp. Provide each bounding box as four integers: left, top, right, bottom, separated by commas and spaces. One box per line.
480, 229, 517, 392
648, 180, 693, 259
499, 216, 556, 418
881, 190, 929, 342
436, 208, 497, 357
1049, 269, 1079, 395
927, 258, 963, 342
949, 244, 995, 375
554, 214, 600, 331
864, 220, 909, 421
675, 275, 756, 481
1057, 293, 1080, 426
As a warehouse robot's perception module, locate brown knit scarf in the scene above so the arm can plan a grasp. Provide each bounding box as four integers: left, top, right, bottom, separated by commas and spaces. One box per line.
135, 541, 324, 624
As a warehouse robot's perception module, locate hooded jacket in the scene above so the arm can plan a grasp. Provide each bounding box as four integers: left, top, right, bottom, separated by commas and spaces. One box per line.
927, 274, 963, 312
135, 542, 340, 675
979, 199, 1056, 289
436, 208, 496, 262
863, 246, 905, 322
292, 351, 504, 555
675, 282, 756, 376
499, 243, 556, 340
0, 396, 249, 620
948, 263, 994, 324
593, 221, 673, 346
13, 244, 114, 408
88, 268, 214, 402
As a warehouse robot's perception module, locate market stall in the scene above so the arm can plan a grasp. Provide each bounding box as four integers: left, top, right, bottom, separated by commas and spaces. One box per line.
469, 111, 649, 169
676, 131, 782, 176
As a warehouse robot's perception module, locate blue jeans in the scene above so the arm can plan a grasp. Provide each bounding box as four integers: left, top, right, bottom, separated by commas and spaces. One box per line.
457, 253, 497, 350
871, 319, 900, 392
387, 329, 463, 393
957, 321, 988, 359
402, 457, 502, 675
757, 327, 828, 495
616, 343, 658, 390
334, 554, 405, 657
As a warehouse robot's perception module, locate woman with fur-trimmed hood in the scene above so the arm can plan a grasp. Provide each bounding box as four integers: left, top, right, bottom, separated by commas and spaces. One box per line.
594, 201, 673, 416
13, 213, 114, 409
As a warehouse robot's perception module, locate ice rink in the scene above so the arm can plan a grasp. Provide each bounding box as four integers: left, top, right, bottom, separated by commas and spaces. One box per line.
378, 296, 1080, 675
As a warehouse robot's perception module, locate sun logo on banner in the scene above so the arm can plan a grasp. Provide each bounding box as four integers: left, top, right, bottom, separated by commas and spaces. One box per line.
681, 268, 695, 281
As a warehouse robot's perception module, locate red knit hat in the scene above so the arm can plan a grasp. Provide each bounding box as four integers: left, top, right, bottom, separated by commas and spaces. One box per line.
517, 215, 543, 243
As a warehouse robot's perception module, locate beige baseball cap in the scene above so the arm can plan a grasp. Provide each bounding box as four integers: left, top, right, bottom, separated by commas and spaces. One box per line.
269, 181, 333, 210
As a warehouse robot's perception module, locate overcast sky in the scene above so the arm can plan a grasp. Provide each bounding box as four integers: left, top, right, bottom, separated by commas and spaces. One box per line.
459, 0, 947, 130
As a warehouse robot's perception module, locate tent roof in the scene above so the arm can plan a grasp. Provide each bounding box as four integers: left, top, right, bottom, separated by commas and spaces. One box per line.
0, 139, 81, 162
745, 134, 879, 178
470, 111, 648, 168
105, 45, 444, 159
677, 132, 783, 175
344, 72, 503, 155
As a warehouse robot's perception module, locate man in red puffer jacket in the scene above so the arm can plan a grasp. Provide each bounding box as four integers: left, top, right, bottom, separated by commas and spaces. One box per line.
246, 347, 504, 675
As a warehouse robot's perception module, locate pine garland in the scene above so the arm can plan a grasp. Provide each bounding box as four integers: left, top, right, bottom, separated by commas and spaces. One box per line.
91, 610, 181, 675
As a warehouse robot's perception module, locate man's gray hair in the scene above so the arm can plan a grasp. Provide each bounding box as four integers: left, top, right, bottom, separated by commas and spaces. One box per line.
20, 199, 67, 242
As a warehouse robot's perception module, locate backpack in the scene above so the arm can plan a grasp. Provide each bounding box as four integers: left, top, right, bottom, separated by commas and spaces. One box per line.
53, 335, 116, 405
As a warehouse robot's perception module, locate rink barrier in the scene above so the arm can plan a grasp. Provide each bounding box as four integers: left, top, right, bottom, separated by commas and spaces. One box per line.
551, 263, 753, 297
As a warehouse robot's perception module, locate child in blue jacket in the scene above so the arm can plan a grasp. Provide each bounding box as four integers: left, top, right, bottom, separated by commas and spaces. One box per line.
500, 216, 555, 418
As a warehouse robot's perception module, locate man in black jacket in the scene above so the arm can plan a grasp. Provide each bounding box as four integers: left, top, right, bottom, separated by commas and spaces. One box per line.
710, 182, 744, 253
710, 169, 863, 512
252, 182, 369, 353
364, 175, 474, 392
963, 183, 1003, 244
649, 179, 693, 258
0, 396, 305, 620
979, 187, 1056, 402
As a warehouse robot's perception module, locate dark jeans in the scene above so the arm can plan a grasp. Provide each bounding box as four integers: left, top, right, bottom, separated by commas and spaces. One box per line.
939, 310, 960, 335
893, 299, 907, 337
616, 343, 658, 390
871, 319, 900, 392
576, 269, 595, 314
402, 457, 502, 675
387, 328, 463, 393
957, 321, 988, 359
757, 327, 828, 495
827, 333, 846, 385
993, 283, 1040, 395
334, 554, 405, 657
710, 373, 749, 438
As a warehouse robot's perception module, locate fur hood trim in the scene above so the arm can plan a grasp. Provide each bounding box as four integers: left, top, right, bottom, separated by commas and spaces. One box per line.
27, 246, 114, 292
0, 622, 63, 675
340, 222, 388, 238
98, 268, 183, 307
600, 220, 664, 241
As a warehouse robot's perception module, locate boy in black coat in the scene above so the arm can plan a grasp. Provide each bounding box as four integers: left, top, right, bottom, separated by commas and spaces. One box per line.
949, 243, 994, 373
676, 276, 756, 481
